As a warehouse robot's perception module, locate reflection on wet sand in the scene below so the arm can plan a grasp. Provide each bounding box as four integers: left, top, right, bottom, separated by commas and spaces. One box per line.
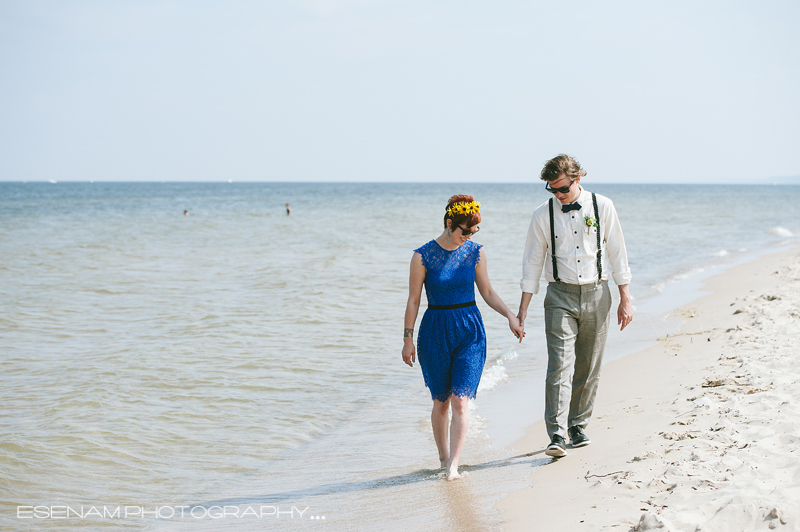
191, 451, 551, 510
439, 475, 493, 531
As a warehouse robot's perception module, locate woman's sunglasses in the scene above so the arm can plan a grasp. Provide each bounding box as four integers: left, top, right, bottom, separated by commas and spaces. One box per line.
459, 225, 480, 236
545, 179, 575, 194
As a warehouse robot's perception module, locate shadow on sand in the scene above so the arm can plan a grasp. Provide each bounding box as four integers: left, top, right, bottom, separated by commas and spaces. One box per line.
189, 450, 553, 509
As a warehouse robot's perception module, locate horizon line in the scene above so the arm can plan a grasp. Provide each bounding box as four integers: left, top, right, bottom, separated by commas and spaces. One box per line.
2, 179, 799, 185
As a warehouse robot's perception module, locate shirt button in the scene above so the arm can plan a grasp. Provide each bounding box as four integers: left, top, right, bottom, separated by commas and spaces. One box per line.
576, 246, 579, 249
574, 231, 577, 234
578, 260, 580, 262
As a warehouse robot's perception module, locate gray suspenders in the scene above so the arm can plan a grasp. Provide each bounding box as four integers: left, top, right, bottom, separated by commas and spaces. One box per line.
548, 193, 602, 283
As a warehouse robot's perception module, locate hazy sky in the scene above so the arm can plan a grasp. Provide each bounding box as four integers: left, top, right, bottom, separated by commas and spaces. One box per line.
1, 1, 798, 183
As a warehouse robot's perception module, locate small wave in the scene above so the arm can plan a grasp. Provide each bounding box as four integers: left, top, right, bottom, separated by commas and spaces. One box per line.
651, 266, 707, 294
478, 362, 508, 393
767, 227, 793, 238
672, 267, 706, 282
711, 250, 729, 257
501, 350, 518, 362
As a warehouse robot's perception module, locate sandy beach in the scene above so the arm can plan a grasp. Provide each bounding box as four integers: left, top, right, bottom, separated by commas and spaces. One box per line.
496, 245, 800, 532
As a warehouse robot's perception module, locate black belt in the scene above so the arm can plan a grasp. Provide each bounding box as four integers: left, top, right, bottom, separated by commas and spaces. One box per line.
427, 301, 476, 310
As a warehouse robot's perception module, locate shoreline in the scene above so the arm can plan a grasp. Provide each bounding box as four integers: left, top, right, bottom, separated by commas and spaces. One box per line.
494, 244, 800, 531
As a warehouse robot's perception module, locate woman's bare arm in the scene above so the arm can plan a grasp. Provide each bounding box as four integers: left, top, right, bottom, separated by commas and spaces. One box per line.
402, 252, 425, 366
474, 248, 524, 341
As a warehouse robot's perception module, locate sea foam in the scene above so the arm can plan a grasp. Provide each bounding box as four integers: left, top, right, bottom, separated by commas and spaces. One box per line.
478, 350, 518, 393
767, 227, 794, 238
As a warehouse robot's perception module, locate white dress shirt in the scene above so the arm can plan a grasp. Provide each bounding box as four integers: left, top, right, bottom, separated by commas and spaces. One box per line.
520, 186, 632, 294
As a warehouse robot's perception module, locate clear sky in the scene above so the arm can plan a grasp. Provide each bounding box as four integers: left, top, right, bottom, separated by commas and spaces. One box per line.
1, 0, 798, 183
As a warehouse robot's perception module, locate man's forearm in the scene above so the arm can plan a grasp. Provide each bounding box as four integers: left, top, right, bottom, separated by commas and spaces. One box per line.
519, 292, 533, 312
617, 284, 630, 301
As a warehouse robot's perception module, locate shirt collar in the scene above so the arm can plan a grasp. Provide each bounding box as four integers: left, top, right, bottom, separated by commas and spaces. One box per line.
577, 185, 588, 202
567, 185, 586, 206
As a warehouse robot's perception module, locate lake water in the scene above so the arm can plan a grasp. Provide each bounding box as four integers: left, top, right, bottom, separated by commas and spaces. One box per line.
1, 182, 798, 531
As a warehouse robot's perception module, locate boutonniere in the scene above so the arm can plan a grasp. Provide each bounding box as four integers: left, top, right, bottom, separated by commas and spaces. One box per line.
584, 215, 598, 234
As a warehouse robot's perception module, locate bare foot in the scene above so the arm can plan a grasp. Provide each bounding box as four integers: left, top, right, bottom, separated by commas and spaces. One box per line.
446, 466, 462, 481
440, 460, 448, 470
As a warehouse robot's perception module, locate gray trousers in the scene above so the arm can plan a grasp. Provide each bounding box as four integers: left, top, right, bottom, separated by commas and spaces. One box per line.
544, 281, 612, 439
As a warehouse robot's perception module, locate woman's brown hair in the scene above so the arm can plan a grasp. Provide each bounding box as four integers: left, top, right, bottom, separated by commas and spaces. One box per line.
443, 194, 481, 229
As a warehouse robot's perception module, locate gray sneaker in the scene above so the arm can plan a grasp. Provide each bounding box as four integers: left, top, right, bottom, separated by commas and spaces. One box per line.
545, 434, 567, 457
568, 426, 591, 447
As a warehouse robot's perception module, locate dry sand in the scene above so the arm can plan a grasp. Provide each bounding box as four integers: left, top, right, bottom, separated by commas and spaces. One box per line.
496, 246, 800, 532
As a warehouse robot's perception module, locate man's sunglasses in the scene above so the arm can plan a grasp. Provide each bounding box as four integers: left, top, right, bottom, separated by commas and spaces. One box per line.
545, 179, 575, 194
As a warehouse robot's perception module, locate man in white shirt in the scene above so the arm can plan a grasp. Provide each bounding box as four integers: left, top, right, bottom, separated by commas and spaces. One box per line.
518, 154, 633, 457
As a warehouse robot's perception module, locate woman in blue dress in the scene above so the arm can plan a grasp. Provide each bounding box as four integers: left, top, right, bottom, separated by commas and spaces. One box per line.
402, 195, 524, 480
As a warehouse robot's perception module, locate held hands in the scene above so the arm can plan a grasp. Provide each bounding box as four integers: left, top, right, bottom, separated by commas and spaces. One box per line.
515, 308, 527, 343
508, 315, 525, 343
516, 307, 527, 329
402, 342, 416, 367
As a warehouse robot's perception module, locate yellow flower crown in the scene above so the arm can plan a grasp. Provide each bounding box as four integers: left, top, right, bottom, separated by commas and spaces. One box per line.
446, 200, 481, 217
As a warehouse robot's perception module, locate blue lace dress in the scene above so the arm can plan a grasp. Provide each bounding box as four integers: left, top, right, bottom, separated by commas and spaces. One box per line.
415, 239, 487, 402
